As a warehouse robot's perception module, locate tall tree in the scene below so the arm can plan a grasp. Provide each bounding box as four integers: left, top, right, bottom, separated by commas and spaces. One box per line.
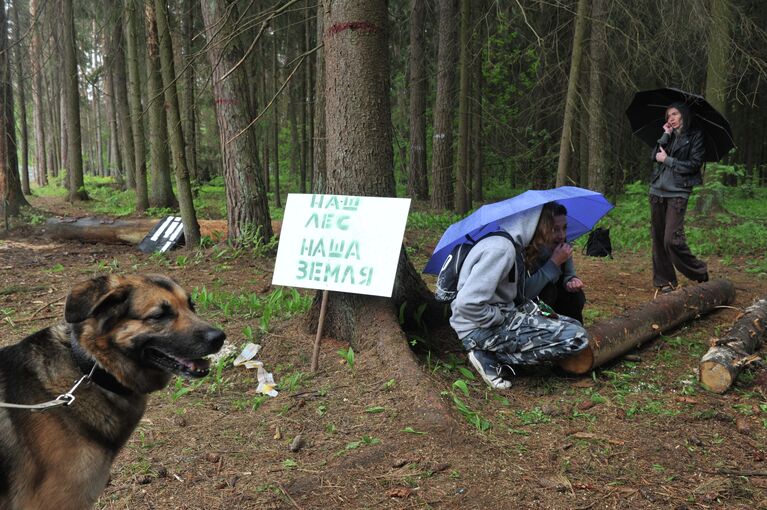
124, 0, 149, 211
62, 0, 88, 201
0, 0, 27, 216
199, 0, 273, 244
145, 2, 177, 209
455, 0, 470, 213
407, 0, 427, 200
587, 0, 606, 193
29, 0, 47, 187
555, 0, 587, 187
271, 24, 282, 207
321, 0, 448, 431
155, 0, 199, 247
430, 0, 458, 210
12, 0, 29, 195
110, 9, 136, 190
706, 0, 732, 115
312, 1, 326, 193
182, 0, 200, 182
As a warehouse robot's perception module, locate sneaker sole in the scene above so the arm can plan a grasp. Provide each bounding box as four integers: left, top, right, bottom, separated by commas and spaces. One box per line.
468, 352, 512, 390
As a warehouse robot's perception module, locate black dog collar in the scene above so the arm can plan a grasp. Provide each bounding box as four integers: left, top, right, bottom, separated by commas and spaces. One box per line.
69, 331, 133, 396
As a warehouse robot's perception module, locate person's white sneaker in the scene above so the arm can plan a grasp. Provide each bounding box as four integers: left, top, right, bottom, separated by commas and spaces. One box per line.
468, 350, 512, 390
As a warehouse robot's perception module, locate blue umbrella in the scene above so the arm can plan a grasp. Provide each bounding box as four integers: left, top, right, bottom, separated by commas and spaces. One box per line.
423, 186, 614, 274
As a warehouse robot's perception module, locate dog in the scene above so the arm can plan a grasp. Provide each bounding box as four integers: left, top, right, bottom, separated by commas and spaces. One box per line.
0, 274, 225, 510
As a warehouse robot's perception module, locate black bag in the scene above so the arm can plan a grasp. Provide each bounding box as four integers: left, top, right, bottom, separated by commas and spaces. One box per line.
584, 227, 612, 258
435, 231, 520, 303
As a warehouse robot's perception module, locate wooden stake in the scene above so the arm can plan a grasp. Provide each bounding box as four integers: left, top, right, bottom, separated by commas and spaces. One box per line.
310, 290, 329, 373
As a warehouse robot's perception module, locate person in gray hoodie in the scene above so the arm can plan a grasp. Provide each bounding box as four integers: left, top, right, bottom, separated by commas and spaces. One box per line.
449, 205, 590, 389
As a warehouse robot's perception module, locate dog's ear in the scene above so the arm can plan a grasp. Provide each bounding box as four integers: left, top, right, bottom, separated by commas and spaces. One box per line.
65, 276, 131, 323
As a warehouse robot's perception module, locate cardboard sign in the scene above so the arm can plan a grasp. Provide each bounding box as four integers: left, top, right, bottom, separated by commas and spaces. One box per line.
272, 194, 411, 297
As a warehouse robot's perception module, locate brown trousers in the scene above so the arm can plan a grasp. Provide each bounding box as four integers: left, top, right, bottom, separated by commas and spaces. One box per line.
649, 195, 708, 288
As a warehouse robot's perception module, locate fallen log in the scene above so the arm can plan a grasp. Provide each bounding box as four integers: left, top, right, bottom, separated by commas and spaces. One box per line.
559, 279, 735, 375
44, 216, 229, 245
699, 297, 767, 393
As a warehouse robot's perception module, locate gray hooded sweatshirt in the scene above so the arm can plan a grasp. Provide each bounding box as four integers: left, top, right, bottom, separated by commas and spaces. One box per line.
449, 206, 543, 339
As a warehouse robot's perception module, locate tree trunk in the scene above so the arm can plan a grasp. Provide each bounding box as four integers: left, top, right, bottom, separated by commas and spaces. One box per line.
705, 0, 731, 117
2, 5, 23, 209
11, 0, 29, 195
586, 0, 606, 193
322, 0, 450, 432
407, 0, 427, 201
29, 0, 47, 187
199, 0, 273, 245
62, 0, 87, 201
455, 0, 470, 214
44, 216, 229, 244
312, 1, 326, 193
110, 13, 136, 190
700, 298, 767, 393
559, 279, 736, 375
124, 0, 149, 211
272, 24, 282, 207
144, 3, 177, 209
155, 0, 199, 248
182, 0, 200, 183
556, 0, 587, 187
430, 0, 458, 210
471, 12, 483, 204
103, 68, 124, 185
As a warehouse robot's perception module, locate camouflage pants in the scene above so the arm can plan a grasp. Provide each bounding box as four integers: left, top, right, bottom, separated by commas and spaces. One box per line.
461, 301, 589, 366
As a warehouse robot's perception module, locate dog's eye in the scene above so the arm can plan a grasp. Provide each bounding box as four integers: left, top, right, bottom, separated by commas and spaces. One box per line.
147, 303, 176, 321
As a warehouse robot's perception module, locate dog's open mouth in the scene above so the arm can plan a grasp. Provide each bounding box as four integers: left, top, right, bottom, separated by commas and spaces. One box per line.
144, 347, 211, 378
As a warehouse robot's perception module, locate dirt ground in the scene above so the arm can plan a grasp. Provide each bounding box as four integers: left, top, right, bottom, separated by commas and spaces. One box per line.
2, 195, 767, 510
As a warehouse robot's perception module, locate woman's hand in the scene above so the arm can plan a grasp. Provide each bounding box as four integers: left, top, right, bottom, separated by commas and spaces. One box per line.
655, 146, 667, 163
662, 122, 673, 134
550, 243, 573, 265
565, 277, 584, 292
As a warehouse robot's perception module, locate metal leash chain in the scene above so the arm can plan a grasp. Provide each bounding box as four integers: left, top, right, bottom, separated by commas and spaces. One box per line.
0, 363, 97, 411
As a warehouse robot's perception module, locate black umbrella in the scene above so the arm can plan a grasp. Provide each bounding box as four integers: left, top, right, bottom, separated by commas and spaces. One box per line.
625, 87, 735, 162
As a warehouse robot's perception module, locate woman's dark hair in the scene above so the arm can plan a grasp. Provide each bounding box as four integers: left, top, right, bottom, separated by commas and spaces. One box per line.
524, 201, 568, 269
668, 101, 693, 132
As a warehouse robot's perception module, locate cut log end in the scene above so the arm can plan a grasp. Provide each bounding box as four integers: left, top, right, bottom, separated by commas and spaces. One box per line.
699, 360, 734, 394
558, 346, 595, 375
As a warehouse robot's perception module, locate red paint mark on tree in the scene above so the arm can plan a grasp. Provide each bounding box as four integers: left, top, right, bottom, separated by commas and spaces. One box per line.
215, 98, 238, 106
327, 21, 379, 37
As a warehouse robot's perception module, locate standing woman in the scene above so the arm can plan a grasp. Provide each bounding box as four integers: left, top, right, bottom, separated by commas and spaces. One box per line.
649, 102, 709, 294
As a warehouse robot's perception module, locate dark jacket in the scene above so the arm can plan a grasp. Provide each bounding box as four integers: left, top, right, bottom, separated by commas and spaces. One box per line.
649, 128, 705, 190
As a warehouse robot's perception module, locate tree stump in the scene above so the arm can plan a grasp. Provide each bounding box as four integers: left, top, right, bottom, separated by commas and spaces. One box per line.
699, 298, 767, 393
559, 279, 735, 375
692, 187, 727, 216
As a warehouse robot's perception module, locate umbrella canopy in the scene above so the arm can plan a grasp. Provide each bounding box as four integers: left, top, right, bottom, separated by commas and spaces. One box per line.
423, 186, 614, 274
625, 87, 734, 162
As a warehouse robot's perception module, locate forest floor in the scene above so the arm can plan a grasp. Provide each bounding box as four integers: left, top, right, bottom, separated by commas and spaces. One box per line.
1, 195, 767, 510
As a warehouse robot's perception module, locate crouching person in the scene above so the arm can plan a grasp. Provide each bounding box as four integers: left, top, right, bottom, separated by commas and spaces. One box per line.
449, 206, 589, 389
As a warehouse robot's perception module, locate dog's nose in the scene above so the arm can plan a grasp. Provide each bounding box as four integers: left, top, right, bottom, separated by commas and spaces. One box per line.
204, 328, 226, 351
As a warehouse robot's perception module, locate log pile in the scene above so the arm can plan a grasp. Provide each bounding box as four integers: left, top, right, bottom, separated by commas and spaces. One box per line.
559, 279, 736, 375
699, 297, 767, 393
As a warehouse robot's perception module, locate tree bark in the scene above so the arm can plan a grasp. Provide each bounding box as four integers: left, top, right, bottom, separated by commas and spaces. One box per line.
430, 0, 458, 210
155, 0, 199, 248
700, 298, 767, 393
199, 0, 273, 245
144, 3, 177, 209
312, 2, 326, 194
110, 12, 136, 190
407, 0, 427, 201
124, 0, 149, 211
556, 0, 587, 187
182, 0, 200, 182
62, 0, 88, 201
321, 0, 450, 432
29, 0, 47, 187
455, 0, 470, 214
2, 2, 24, 211
11, 0, 29, 195
586, 0, 606, 193
705, 0, 732, 117
559, 279, 736, 375
271, 23, 282, 207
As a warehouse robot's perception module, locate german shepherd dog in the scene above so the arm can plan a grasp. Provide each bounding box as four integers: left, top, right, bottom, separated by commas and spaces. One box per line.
0, 274, 225, 510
